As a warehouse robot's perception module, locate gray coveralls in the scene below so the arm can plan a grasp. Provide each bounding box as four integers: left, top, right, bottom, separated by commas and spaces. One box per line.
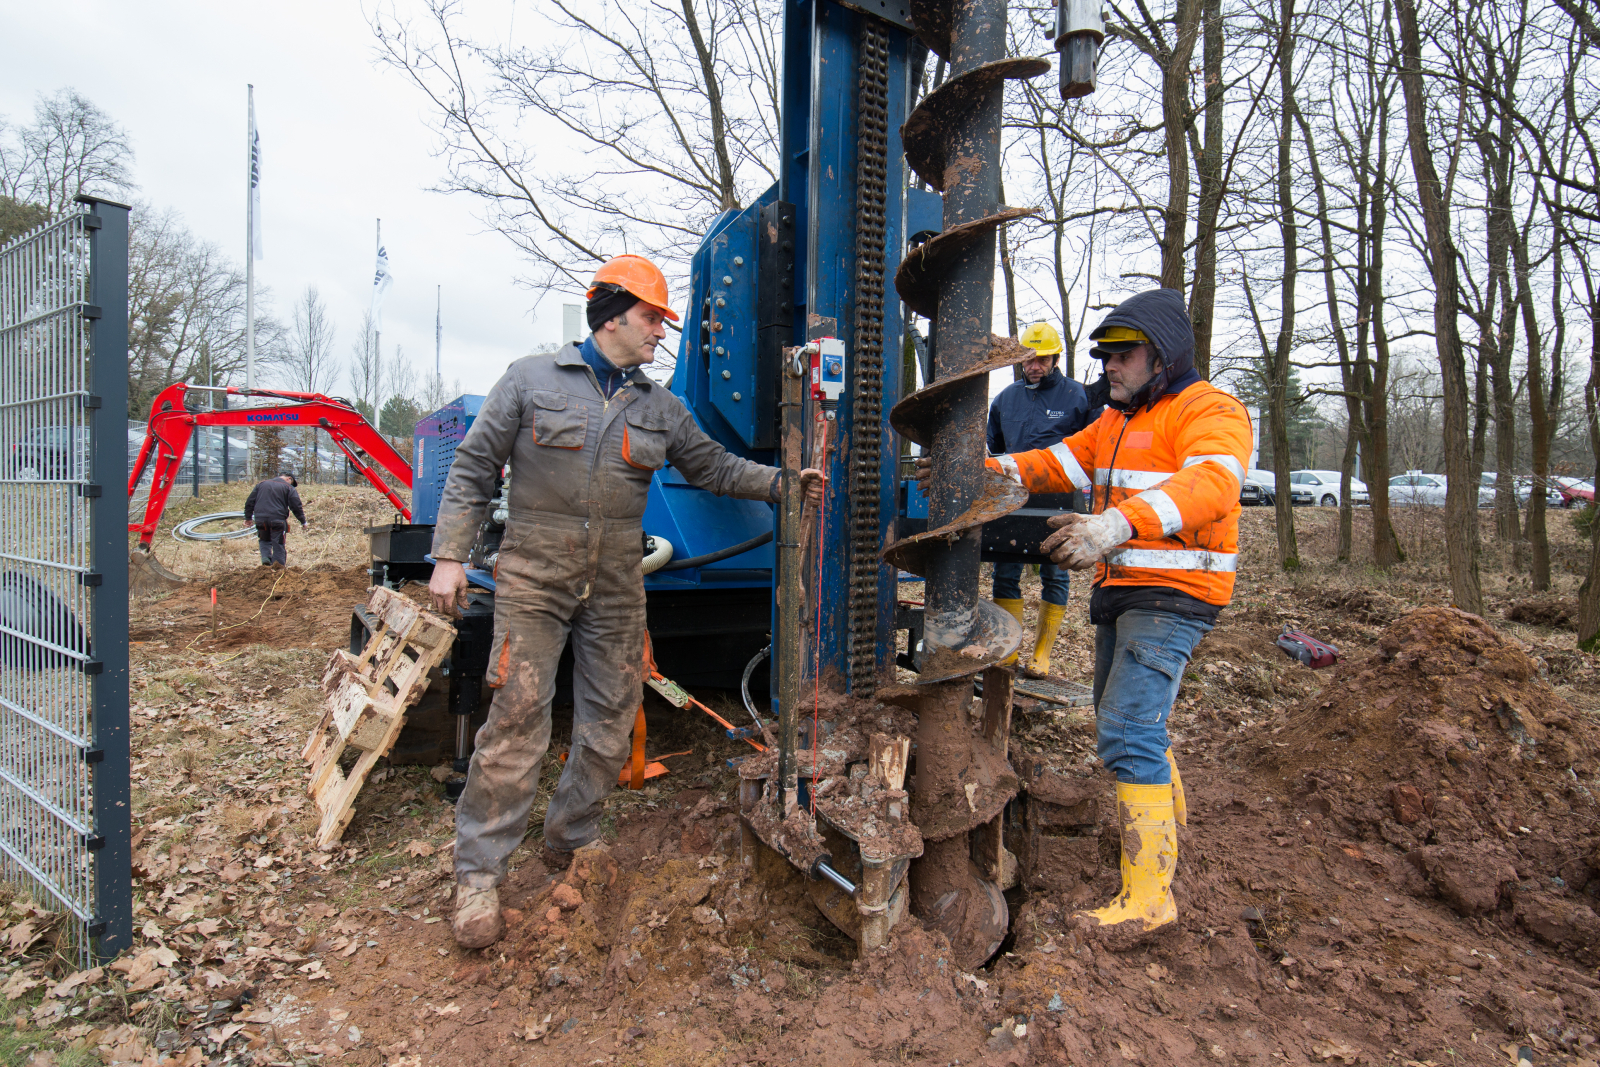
433, 344, 778, 887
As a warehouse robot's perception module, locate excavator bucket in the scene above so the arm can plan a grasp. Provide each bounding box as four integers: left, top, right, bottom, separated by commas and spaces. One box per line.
129, 545, 186, 597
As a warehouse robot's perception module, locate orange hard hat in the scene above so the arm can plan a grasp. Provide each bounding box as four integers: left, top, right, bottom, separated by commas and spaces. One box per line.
587, 254, 679, 322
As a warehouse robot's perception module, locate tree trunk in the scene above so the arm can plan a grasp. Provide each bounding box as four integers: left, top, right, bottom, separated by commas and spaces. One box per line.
1514, 225, 1552, 591
1291, 100, 1357, 561
1578, 291, 1600, 652
998, 178, 1019, 341
1188, 0, 1224, 380
1158, 0, 1203, 290
1478, 121, 1523, 548
680, 0, 738, 210
1269, 0, 1299, 570
1395, 0, 1482, 613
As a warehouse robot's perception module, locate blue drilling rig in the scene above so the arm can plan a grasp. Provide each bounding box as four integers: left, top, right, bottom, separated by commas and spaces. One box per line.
371, 0, 1104, 966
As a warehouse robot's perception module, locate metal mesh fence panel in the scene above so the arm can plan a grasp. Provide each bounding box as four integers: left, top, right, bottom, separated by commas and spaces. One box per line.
0, 199, 131, 962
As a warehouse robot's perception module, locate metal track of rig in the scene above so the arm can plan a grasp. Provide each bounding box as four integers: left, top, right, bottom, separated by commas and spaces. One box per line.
847, 19, 892, 697
881, 0, 1049, 970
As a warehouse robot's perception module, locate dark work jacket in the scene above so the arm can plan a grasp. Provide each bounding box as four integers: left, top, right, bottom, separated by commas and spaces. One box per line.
986, 367, 1092, 455
244, 478, 306, 525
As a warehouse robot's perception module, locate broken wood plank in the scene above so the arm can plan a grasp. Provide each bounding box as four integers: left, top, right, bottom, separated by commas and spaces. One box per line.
303, 586, 456, 848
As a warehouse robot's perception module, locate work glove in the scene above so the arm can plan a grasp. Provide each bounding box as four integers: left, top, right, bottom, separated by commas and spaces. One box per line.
1040, 509, 1132, 570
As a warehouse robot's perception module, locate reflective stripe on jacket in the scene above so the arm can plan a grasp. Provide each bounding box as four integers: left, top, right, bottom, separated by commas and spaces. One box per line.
987, 380, 1253, 606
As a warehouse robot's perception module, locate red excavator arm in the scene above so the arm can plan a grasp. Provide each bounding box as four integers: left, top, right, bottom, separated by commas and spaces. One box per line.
129, 382, 413, 549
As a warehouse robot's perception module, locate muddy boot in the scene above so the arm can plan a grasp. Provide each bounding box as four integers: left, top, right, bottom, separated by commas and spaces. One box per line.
540, 843, 575, 873
452, 885, 504, 949
1022, 602, 1066, 677
1073, 782, 1177, 949
994, 598, 1025, 666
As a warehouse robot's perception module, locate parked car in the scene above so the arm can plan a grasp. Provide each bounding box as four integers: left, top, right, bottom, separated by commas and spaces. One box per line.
1290, 469, 1369, 508
1553, 477, 1595, 508
1242, 469, 1312, 506
1389, 472, 1448, 507
1479, 473, 1565, 509
8, 425, 88, 480
1241, 469, 1275, 506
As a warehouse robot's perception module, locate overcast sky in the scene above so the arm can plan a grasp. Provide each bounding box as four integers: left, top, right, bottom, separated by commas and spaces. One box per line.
2, 0, 1095, 414
1, 0, 578, 398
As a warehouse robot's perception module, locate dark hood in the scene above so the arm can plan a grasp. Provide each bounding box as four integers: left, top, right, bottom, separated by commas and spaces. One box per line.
1097, 288, 1200, 412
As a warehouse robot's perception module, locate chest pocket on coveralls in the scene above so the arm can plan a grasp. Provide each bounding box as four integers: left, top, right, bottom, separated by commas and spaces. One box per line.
530, 391, 587, 450
622, 407, 669, 470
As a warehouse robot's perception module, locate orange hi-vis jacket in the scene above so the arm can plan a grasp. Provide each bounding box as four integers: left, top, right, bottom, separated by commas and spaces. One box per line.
986, 380, 1254, 607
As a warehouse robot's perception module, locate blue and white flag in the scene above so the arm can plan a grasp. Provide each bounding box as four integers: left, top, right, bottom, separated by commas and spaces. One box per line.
248, 87, 263, 260
371, 245, 394, 333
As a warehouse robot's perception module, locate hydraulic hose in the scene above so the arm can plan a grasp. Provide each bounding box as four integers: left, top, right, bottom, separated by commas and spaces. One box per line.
641, 534, 675, 575
739, 645, 770, 728
173, 512, 257, 542
656, 530, 773, 571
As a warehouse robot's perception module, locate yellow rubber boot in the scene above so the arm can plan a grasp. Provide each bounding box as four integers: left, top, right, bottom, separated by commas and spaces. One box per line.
994, 598, 1025, 666
1166, 748, 1186, 827
1024, 602, 1067, 677
1075, 782, 1177, 947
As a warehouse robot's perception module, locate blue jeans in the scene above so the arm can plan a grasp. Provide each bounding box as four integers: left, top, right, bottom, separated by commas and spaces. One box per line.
1092, 609, 1212, 784
992, 561, 1070, 606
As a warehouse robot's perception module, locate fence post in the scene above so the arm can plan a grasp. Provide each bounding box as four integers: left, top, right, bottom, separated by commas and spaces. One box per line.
80, 195, 133, 960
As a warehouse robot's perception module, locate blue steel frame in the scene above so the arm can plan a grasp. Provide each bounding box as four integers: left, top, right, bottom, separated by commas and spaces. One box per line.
410, 1, 922, 694
782, 0, 916, 688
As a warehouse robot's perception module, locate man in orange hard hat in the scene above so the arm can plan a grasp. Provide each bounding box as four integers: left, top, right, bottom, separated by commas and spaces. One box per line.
429, 254, 825, 949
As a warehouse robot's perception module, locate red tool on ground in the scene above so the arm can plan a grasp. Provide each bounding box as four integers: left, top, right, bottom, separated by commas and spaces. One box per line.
1276, 628, 1341, 669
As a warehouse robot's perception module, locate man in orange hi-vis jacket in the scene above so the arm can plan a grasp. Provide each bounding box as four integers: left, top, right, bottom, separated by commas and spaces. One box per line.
988, 288, 1252, 947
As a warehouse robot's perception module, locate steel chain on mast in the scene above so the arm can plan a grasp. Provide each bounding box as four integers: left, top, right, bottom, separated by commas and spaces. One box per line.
847, 19, 892, 696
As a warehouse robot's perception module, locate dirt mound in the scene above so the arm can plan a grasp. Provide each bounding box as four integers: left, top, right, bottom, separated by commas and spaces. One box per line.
129, 563, 372, 651
1505, 593, 1578, 629
1263, 606, 1600, 963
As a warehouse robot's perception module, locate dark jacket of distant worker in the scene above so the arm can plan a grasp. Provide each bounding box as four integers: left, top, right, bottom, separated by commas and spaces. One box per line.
427, 254, 824, 951
985, 320, 1092, 678
985, 288, 1253, 948
243, 474, 306, 568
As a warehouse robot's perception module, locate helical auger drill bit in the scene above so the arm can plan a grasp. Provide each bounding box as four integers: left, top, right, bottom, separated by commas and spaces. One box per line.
881, 0, 1050, 970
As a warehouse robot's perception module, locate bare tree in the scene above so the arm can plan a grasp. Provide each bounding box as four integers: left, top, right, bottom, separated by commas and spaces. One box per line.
0, 89, 136, 213
372, 0, 781, 343
1395, 0, 1482, 614
287, 285, 338, 394
1109, 0, 1204, 290
126, 205, 284, 418
348, 311, 382, 421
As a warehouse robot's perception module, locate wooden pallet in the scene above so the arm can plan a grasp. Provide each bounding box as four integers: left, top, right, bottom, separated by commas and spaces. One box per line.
302, 586, 456, 848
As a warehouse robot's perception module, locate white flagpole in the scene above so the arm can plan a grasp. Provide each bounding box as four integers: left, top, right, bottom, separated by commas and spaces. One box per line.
246, 85, 257, 392
373, 219, 382, 430
435, 285, 442, 384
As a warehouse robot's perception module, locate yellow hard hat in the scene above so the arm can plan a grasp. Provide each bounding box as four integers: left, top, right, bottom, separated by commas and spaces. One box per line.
1019, 321, 1063, 357
1087, 324, 1151, 359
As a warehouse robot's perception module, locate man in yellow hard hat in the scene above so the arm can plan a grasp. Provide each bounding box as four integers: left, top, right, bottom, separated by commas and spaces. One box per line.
986, 321, 1093, 675
428, 254, 824, 949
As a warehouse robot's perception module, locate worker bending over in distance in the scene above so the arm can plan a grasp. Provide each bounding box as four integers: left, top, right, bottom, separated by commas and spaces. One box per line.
986, 321, 1092, 676
921, 288, 1250, 947
428, 254, 826, 950
243, 472, 307, 568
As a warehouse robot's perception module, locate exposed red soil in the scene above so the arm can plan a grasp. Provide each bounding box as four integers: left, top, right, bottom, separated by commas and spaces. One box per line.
8, 503, 1598, 1067
129, 564, 373, 651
